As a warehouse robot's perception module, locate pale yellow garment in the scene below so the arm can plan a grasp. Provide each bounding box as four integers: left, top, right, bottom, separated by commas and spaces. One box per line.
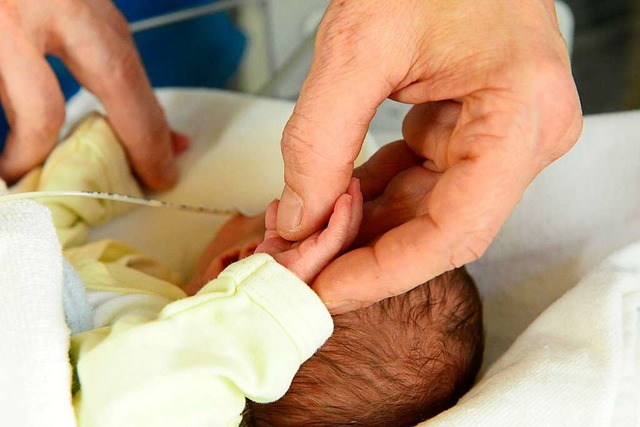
31, 115, 333, 427
15, 113, 144, 249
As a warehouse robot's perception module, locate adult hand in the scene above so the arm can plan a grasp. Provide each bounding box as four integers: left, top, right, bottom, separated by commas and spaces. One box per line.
258, 178, 362, 284
0, 0, 177, 189
277, 0, 583, 313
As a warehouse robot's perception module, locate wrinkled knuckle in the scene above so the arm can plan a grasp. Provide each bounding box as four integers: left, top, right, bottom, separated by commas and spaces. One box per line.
111, 44, 138, 79
449, 232, 491, 269
318, 2, 361, 45
107, 8, 131, 38
281, 115, 324, 167
282, 116, 312, 152
315, 1, 369, 67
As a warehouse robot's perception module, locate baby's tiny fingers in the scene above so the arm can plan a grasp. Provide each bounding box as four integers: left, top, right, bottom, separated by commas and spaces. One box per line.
342, 178, 363, 251
263, 199, 280, 232
317, 192, 354, 255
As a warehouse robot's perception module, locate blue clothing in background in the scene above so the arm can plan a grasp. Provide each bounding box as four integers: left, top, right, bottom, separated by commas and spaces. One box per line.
0, 0, 246, 151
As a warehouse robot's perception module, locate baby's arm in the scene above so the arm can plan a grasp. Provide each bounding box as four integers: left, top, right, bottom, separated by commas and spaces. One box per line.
73, 253, 332, 427
73, 182, 362, 427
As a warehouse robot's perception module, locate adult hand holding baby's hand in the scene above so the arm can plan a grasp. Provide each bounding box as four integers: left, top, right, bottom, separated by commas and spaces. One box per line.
277, 0, 583, 313
256, 178, 362, 284
0, 0, 177, 189
185, 179, 360, 295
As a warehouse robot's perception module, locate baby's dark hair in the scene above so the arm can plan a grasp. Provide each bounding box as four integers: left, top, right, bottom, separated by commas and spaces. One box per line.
247, 267, 484, 426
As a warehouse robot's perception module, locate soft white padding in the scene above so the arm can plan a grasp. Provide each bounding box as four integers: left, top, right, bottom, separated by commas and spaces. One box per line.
0, 199, 75, 427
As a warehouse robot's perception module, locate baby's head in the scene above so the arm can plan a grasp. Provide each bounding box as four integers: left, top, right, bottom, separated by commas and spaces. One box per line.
189, 213, 484, 426
247, 267, 483, 426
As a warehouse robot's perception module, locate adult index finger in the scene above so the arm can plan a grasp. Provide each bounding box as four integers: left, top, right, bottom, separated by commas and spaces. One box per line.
275, 3, 394, 241
0, 16, 65, 182
52, 0, 177, 190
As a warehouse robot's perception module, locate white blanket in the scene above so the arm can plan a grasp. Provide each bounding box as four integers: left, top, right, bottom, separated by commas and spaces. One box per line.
1, 89, 638, 426
0, 197, 75, 426
427, 242, 640, 426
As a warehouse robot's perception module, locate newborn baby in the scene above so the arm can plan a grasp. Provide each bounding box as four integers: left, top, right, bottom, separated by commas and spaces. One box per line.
26, 114, 482, 426
188, 213, 483, 427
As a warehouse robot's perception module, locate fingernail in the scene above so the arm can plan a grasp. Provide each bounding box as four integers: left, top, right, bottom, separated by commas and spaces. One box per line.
325, 300, 359, 313
277, 185, 303, 231
170, 131, 190, 155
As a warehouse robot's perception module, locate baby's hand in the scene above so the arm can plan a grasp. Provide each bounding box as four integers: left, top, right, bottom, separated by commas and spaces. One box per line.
256, 178, 362, 284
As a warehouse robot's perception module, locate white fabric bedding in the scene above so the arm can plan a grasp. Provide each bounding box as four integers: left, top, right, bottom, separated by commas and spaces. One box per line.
0, 199, 75, 427
1, 89, 637, 426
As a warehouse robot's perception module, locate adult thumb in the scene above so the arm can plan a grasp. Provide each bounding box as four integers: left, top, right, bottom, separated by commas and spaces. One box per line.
277, 21, 390, 240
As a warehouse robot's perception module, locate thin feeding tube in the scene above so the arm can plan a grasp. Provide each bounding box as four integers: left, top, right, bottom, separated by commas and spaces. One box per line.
0, 191, 237, 215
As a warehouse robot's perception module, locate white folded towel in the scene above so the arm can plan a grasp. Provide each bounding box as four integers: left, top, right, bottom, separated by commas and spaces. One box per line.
424, 241, 640, 427
0, 186, 76, 427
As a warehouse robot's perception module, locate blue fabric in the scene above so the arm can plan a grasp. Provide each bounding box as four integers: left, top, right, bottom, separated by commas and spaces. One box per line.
0, 0, 246, 151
